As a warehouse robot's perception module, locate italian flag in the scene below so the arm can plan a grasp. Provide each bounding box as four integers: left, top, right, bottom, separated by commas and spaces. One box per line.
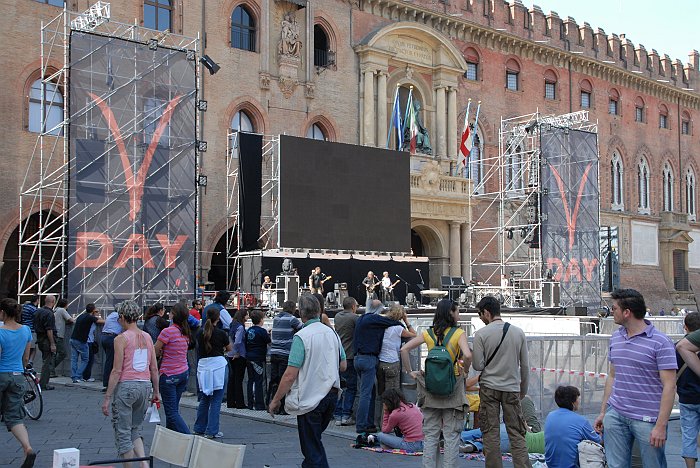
406, 95, 418, 153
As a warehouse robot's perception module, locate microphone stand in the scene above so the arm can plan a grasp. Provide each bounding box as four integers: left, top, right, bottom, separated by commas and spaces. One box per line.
416, 270, 425, 287
396, 274, 409, 306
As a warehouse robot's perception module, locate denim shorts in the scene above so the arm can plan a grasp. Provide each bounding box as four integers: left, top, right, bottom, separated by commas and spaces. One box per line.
0, 372, 27, 430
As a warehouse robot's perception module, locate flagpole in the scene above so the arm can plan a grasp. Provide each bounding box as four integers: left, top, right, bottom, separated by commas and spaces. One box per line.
469, 101, 482, 183
386, 85, 400, 149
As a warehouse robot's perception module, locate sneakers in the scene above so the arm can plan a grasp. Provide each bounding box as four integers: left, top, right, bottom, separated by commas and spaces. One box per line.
340, 416, 355, 426
85, 378, 96, 382
205, 432, 224, 439
72, 379, 83, 383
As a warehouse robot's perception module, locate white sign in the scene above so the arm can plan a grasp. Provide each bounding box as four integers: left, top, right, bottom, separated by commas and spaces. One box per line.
631, 221, 659, 266
689, 230, 700, 269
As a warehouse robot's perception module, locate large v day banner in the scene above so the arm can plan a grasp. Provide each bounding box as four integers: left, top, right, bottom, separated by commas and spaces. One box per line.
67, 32, 197, 312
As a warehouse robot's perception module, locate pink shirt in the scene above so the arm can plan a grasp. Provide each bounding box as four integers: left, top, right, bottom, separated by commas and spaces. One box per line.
382, 402, 424, 442
120, 329, 154, 382
158, 325, 189, 376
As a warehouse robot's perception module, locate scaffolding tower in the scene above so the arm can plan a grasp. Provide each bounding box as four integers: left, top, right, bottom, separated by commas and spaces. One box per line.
225, 132, 280, 290
469, 110, 597, 307
19, 3, 200, 309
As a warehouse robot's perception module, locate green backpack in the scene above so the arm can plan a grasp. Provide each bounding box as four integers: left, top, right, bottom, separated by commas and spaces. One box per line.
424, 327, 458, 396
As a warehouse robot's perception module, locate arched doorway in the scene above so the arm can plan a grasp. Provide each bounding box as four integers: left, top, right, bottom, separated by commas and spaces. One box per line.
411, 229, 424, 257
207, 227, 237, 291
411, 223, 448, 288
0, 210, 64, 299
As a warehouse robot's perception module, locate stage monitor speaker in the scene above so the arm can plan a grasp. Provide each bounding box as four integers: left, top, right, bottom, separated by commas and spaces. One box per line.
542, 281, 560, 308
286, 276, 299, 303
566, 306, 588, 316
276, 289, 285, 306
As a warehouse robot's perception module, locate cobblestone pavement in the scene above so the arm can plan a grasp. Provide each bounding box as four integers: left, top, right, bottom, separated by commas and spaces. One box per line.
0, 380, 687, 467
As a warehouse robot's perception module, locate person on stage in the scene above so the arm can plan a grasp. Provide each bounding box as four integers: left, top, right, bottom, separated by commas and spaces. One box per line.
309, 267, 327, 294
261, 276, 274, 307
363, 271, 379, 307
381, 271, 395, 304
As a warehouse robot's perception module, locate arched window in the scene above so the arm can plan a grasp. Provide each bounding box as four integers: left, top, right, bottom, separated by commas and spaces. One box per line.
638, 157, 650, 213
28, 78, 63, 135
608, 88, 620, 115
313, 25, 329, 67
506, 144, 524, 193
306, 123, 326, 141
687, 168, 696, 221
464, 47, 480, 81
144, 0, 172, 32
544, 70, 557, 100
663, 162, 674, 212
611, 152, 624, 210
468, 133, 483, 193
635, 96, 645, 122
580, 79, 593, 109
505, 59, 520, 91
231, 110, 254, 133
231, 5, 256, 51
659, 104, 669, 129
682, 110, 691, 135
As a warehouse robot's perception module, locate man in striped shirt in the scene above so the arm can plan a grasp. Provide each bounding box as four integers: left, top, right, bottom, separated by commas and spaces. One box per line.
594, 288, 677, 468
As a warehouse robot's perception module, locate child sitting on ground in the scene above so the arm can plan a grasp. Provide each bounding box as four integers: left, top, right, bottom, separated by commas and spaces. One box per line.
369, 389, 425, 452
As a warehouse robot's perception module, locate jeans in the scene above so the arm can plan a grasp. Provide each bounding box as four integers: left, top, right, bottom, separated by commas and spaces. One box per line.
269, 354, 289, 408
70, 339, 89, 381
246, 359, 266, 410
376, 432, 424, 451
461, 423, 511, 452
479, 386, 531, 468
422, 407, 464, 468
354, 354, 378, 432
160, 371, 190, 434
297, 390, 337, 468
193, 388, 224, 436
101, 333, 116, 387
603, 406, 667, 468
680, 402, 700, 460
335, 358, 358, 418
83, 342, 97, 380
227, 357, 247, 408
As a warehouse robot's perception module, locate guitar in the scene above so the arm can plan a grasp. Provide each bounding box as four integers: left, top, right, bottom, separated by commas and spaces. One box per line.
366, 281, 379, 293
387, 279, 401, 292
320, 275, 333, 284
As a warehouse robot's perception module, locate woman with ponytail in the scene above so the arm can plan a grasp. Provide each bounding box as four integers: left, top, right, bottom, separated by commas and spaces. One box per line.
154, 303, 192, 433
193, 308, 231, 438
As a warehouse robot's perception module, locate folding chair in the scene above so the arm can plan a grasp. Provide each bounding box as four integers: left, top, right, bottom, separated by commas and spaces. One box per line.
188, 436, 246, 468
88, 425, 195, 467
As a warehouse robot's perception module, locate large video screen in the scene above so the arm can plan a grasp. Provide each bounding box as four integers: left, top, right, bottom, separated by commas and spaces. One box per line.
279, 135, 411, 252
67, 32, 197, 312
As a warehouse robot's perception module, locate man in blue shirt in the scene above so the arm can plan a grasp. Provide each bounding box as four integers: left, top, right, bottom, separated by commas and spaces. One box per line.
21, 296, 39, 364
545, 385, 601, 467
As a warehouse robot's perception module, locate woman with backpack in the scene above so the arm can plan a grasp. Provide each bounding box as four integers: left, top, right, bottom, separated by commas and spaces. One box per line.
400, 299, 472, 468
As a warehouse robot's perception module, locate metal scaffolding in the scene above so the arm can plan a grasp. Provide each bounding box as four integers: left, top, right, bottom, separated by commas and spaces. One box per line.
19, 3, 199, 309
226, 132, 280, 290
469, 110, 597, 307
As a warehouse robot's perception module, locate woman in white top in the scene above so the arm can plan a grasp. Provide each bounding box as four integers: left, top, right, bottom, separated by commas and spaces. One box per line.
377, 304, 416, 398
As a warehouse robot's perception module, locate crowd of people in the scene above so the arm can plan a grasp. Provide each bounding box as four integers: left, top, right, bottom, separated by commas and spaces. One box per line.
2, 287, 700, 467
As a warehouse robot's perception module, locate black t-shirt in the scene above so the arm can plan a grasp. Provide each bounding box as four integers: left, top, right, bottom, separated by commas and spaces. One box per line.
196, 327, 230, 358
71, 313, 98, 343
34, 307, 56, 334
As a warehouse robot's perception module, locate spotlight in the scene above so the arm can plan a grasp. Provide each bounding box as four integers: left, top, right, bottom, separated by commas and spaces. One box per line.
520, 227, 528, 238
199, 55, 220, 75
148, 38, 158, 51
197, 100, 208, 112
196, 140, 208, 152
197, 175, 208, 187
506, 229, 514, 240
186, 50, 196, 61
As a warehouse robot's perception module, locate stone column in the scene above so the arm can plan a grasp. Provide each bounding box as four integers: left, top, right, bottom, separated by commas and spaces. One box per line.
436, 86, 446, 158
449, 221, 461, 276
377, 72, 388, 148
461, 223, 471, 281
363, 69, 376, 146
261, 0, 270, 72
447, 87, 457, 160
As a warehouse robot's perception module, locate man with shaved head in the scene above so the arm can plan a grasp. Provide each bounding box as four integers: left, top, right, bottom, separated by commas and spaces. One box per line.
34, 295, 57, 390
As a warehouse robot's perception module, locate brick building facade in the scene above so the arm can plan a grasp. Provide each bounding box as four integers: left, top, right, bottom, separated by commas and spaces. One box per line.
1, 0, 699, 311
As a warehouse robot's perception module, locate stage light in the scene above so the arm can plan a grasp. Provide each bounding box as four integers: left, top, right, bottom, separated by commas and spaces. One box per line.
520, 227, 528, 238
186, 50, 196, 61
196, 140, 208, 152
148, 38, 158, 51
200, 55, 220, 75
197, 175, 208, 187
197, 100, 208, 112
506, 228, 514, 240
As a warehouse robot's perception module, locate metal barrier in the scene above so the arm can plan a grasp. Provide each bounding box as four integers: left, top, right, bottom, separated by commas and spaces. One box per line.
599, 317, 685, 336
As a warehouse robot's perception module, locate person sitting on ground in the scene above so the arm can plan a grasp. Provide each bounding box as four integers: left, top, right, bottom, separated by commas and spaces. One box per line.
0, 298, 36, 468
460, 421, 544, 455
370, 388, 424, 452
544, 385, 601, 467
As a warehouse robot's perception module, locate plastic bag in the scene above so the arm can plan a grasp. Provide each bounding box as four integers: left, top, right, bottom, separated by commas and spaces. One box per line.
145, 402, 161, 423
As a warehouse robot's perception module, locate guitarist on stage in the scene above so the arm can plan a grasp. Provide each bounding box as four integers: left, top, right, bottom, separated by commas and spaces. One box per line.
380, 271, 400, 304
309, 267, 332, 294
363, 271, 379, 306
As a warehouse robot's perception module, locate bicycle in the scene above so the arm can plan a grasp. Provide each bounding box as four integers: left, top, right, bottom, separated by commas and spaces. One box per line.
22, 367, 43, 420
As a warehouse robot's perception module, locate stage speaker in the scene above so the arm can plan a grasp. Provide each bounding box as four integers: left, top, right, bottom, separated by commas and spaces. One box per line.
406, 293, 416, 307
276, 289, 285, 306
566, 306, 588, 316
542, 281, 560, 308
287, 276, 299, 303
336, 288, 348, 306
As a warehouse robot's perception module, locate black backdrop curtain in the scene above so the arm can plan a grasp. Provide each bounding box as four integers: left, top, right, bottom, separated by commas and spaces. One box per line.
238, 132, 263, 251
